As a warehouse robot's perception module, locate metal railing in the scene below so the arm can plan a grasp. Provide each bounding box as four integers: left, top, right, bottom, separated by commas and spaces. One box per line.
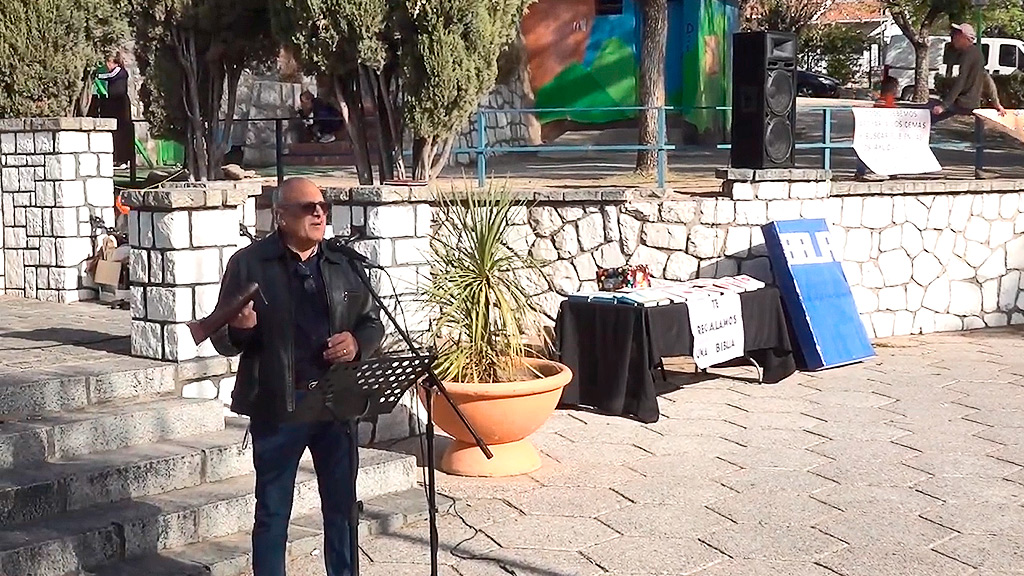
119, 102, 990, 188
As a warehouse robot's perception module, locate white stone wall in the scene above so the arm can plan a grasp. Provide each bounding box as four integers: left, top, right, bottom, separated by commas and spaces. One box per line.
452, 77, 533, 166
125, 182, 258, 361
506, 188, 1024, 340
0, 118, 117, 302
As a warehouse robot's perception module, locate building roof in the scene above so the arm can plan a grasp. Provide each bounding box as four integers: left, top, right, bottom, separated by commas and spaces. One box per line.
815, 0, 886, 25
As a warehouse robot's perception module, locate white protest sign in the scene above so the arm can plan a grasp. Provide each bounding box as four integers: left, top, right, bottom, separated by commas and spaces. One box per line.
688, 292, 745, 370
853, 108, 942, 176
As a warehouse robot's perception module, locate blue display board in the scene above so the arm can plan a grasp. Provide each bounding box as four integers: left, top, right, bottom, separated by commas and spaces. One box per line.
762, 219, 875, 370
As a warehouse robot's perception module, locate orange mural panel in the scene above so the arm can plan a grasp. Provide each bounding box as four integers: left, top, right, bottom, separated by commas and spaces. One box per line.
521, 0, 596, 92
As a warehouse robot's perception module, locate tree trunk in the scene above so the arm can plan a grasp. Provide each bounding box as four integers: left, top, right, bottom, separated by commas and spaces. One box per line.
412, 136, 432, 182
211, 64, 243, 179
174, 28, 207, 181
429, 135, 454, 180
333, 75, 375, 185
912, 40, 930, 103
635, 0, 668, 177
362, 66, 395, 182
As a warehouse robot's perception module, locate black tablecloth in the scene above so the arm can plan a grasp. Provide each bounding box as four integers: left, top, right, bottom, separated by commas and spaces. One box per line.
556, 287, 796, 423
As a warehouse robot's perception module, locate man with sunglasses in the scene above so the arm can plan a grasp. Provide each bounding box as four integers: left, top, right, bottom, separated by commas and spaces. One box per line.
209, 177, 383, 576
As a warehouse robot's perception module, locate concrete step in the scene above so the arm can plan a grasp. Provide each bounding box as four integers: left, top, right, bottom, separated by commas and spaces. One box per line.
81, 488, 437, 576
0, 448, 418, 576
0, 396, 225, 468
0, 363, 176, 414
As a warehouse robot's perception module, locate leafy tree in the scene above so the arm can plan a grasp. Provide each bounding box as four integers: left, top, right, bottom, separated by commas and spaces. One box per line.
272, 0, 400, 184
133, 0, 277, 181
0, 0, 129, 118
885, 0, 971, 102
743, 0, 821, 32
799, 25, 869, 85
275, 0, 529, 183
635, 0, 668, 177
402, 0, 530, 180
983, 0, 1024, 40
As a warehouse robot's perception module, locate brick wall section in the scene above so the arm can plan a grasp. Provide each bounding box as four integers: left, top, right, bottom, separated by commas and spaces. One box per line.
122, 182, 261, 362
0, 118, 117, 302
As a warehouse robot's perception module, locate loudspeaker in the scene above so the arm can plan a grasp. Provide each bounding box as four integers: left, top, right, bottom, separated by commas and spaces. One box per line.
730, 31, 797, 169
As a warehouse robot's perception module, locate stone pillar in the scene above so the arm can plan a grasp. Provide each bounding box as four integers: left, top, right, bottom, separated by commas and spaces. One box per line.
328, 187, 434, 349
123, 182, 260, 362
0, 118, 117, 301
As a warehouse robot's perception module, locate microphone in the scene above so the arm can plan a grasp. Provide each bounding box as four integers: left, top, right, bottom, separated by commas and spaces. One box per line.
328, 237, 384, 269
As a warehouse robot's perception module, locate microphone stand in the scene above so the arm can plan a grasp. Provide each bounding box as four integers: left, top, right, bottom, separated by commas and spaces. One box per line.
346, 257, 493, 576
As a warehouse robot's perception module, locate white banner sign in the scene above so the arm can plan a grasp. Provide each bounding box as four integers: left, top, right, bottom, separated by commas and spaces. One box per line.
688, 292, 745, 370
853, 108, 942, 176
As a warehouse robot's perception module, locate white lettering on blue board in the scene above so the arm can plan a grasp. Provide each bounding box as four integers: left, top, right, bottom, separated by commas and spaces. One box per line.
779, 231, 837, 265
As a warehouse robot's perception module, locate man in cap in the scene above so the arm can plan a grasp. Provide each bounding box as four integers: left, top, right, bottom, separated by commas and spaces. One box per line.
932, 23, 1004, 122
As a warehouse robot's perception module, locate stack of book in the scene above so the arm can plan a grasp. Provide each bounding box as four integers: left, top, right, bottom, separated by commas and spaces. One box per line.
568, 275, 767, 307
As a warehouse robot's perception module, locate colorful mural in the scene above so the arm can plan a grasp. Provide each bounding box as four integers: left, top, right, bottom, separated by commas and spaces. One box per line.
521, 0, 739, 136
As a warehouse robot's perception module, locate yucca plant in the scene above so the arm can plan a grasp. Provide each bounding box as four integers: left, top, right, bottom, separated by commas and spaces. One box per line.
425, 183, 547, 383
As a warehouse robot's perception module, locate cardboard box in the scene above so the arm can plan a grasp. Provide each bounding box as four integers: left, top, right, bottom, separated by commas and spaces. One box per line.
94, 259, 123, 287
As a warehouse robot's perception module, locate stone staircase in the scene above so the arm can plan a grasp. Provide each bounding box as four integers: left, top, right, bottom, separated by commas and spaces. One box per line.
0, 363, 425, 576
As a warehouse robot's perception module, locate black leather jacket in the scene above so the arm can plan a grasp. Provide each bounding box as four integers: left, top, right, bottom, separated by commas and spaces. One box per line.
211, 232, 384, 422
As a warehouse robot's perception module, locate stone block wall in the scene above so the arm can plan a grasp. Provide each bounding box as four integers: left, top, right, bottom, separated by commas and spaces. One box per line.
0, 118, 118, 302
495, 177, 1024, 340
123, 182, 259, 362
452, 75, 534, 166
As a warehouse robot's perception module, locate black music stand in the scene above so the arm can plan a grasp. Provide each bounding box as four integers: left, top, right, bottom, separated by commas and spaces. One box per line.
319, 354, 436, 576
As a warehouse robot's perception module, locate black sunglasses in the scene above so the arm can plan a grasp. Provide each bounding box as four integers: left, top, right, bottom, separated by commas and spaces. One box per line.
295, 261, 317, 294
281, 201, 329, 216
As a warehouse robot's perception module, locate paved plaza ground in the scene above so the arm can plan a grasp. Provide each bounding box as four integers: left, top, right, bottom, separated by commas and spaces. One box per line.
2, 299, 1024, 575
364, 329, 1024, 576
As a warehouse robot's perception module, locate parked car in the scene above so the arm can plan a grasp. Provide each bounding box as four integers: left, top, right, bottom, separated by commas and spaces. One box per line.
797, 70, 841, 98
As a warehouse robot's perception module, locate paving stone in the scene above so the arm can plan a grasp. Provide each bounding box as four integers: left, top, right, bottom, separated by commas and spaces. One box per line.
644, 418, 746, 437
973, 426, 1024, 446
361, 563, 460, 576
810, 440, 920, 463
922, 502, 1024, 534
991, 444, 1024, 467
583, 536, 726, 575
435, 474, 542, 502
708, 489, 841, 527
811, 460, 930, 487
612, 476, 737, 506
801, 405, 900, 424
904, 453, 1022, 478
893, 432, 1003, 455
964, 410, 1024, 428
360, 513, 499, 566
481, 516, 618, 551
817, 546, 974, 576
718, 469, 838, 494
507, 486, 630, 518
914, 476, 1024, 504
655, 401, 749, 421
726, 397, 821, 414
534, 411, 586, 434
529, 462, 646, 489
440, 499, 521, 529
728, 382, 820, 398
804, 390, 895, 408
555, 422, 665, 446
599, 503, 733, 539
815, 510, 955, 548
701, 524, 845, 561
933, 535, 1024, 573
719, 446, 832, 471
810, 485, 943, 515
808, 421, 911, 442
694, 559, 841, 576
726, 412, 825, 430
540, 441, 652, 467
721, 428, 827, 450
633, 435, 746, 458
627, 454, 741, 479
454, 549, 606, 576
881, 399, 978, 422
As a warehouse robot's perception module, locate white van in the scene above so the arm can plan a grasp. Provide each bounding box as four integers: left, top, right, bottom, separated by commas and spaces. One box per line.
884, 34, 1024, 100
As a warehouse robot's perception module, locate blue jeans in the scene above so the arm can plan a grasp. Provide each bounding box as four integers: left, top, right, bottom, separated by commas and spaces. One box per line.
250, 414, 358, 576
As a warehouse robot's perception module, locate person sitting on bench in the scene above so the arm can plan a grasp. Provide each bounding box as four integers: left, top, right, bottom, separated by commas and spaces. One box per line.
931, 23, 1005, 123
298, 91, 343, 144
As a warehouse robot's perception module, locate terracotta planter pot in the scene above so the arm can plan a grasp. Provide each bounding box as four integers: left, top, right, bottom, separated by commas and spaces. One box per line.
419, 358, 572, 477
